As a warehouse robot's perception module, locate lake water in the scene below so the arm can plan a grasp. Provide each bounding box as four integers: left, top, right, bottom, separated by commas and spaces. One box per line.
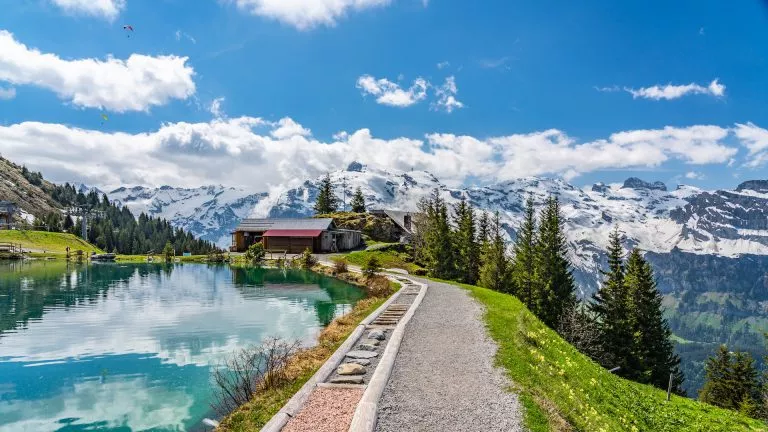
0, 261, 365, 431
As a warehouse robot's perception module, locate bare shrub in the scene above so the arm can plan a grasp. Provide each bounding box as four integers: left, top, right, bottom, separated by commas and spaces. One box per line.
367, 275, 394, 298
557, 304, 609, 366
332, 256, 348, 274
211, 337, 301, 416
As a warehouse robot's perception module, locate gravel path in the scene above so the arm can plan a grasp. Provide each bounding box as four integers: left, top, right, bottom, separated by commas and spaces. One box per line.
283, 387, 364, 432
375, 279, 524, 432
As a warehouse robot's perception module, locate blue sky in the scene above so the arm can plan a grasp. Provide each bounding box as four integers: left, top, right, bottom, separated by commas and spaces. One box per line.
1, 0, 767, 191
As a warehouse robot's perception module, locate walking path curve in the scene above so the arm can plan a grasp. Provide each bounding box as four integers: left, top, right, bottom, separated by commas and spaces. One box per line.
374, 278, 524, 432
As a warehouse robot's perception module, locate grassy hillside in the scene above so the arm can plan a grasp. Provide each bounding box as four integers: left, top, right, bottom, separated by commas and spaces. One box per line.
0, 230, 102, 254
0, 156, 62, 219
457, 281, 767, 431
342, 249, 425, 274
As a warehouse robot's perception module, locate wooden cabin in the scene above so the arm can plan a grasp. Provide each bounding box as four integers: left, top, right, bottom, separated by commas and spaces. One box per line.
370, 209, 415, 243
230, 218, 361, 254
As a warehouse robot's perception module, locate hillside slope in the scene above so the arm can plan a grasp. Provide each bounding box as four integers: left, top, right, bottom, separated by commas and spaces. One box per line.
462, 281, 766, 431
0, 230, 102, 254
0, 156, 61, 221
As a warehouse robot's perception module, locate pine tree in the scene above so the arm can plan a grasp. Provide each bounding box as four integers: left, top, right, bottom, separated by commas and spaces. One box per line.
452, 198, 480, 285
479, 212, 511, 292
700, 346, 760, 416
625, 249, 684, 393
478, 211, 490, 247
590, 227, 632, 371
423, 189, 455, 279
350, 187, 366, 213
313, 174, 339, 214
511, 194, 537, 310
534, 196, 576, 329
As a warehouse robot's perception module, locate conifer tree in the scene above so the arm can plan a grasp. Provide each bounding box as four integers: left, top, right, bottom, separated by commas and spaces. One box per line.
625, 249, 684, 393
479, 212, 512, 292
423, 189, 455, 279
452, 198, 480, 285
700, 346, 760, 416
534, 196, 576, 329
313, 174, 339, 215
350, 187, 366, 213
511, 194, 537, 309
590, 227, 632, 371
478, 211, 490, 248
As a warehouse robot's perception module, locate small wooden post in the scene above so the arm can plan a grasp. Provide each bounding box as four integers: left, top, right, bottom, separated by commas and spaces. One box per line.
666, 372, 673, 401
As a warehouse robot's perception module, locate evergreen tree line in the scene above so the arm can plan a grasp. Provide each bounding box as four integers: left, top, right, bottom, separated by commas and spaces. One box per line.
413, 190, 684, 395
33, 183, 218, 255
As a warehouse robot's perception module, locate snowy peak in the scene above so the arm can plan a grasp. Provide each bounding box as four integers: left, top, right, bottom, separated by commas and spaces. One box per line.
621, 177, 668, 192
736, 180, 768, 194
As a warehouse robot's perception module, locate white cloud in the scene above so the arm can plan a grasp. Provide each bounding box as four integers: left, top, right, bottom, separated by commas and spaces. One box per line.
270, 117, 311, 139
50, 0, 125, 21
0, 118, 743, 192
685, 171, 704, 180
0, 86, 15, 100
734, 122, 768, 168
356, 75, 427, 107
226, 0, 390, 30
0, 31, 195, 112
437, 61, 450, 69
594, 85, 620, 93
431, 76, 464, 113
625, 79, 725, 100
174, 30, 197, 44
478, 57, 510, 69
209, 97, 225, 118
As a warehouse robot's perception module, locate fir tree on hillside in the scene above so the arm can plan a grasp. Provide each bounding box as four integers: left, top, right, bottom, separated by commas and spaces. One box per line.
700, 346, 761, 416
590, 227, 633, 371
421, 189, 455, 279
313, 174, 339, 215
534, 196, 576, 329
511, 194, 538, 310
625, 249, 684, 394
350, 187, 366, 213
479, 212, 512, 292
452, 198, 480, 285
477, 211, 490, 248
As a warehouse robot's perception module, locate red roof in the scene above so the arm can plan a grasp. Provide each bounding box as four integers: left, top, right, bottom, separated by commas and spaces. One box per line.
262, 229, 323, 237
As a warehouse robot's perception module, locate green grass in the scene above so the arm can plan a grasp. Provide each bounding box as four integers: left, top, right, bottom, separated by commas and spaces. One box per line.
0, 230, 102, 255
342, 249, 424, 274
453, 281, 766, 431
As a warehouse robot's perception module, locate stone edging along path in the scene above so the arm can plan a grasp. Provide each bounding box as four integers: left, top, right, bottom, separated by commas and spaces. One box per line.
259, 271, 428, 432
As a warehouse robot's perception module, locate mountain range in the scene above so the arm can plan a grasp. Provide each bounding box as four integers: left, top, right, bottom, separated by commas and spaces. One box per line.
104, 162, 768, 394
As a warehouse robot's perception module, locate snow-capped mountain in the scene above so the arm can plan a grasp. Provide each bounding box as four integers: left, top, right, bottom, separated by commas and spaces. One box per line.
105, 162, 768, 293
108, 185, 268, 245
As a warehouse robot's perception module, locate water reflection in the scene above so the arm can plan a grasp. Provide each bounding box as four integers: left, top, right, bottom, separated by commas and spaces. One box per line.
0, 261, 364, 431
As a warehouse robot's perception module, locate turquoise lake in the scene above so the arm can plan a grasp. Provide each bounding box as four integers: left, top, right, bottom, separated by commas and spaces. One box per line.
0, 261, 366, 431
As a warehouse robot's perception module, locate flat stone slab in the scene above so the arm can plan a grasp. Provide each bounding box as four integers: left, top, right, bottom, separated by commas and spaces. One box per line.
357, 343, 378, 351
329, 376, 365, 385
361, 339, 380, 346
337, 363, 367, 375
346, 350, 379, 359
368, 330, 386, 340
347, 358, 371, 366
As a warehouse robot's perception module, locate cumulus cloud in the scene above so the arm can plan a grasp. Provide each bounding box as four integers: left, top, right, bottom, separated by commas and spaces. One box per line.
0, 30, 196, 112
356, 75, 427, 107
625, 79, 725, 100
436, 61, 450, 69
226, 0, 390, 30
0, 86, 15, 100
0, 118, 744, 192
431, 76, 464, 113
685, 171, 704, 180
50, 0, 125, 21
734, 122, 768, 168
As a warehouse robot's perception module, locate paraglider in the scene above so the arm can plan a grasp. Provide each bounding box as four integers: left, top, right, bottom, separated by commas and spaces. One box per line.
123, 25, 134, 37
101, 114, 109, 125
